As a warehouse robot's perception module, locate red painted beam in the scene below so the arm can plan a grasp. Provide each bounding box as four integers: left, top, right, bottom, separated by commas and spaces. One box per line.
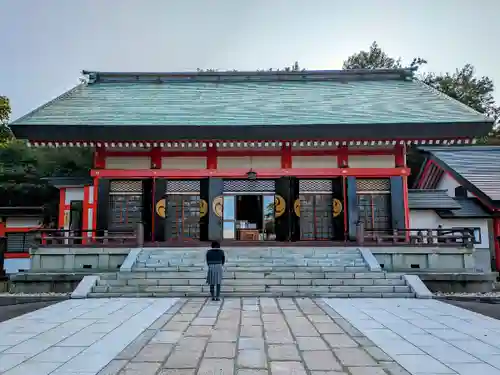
415, 159, 433, 189
5, 253, 31, 259
281, 144, 292, 169
91, 167, 410, 179
103, 148, 399, 158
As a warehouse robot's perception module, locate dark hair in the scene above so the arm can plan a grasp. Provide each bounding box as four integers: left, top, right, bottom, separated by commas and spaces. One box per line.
211, 241, 220, 249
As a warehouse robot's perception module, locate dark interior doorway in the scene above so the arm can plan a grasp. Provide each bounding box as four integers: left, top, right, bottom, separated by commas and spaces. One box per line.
69, 200, 83, 244
236, 195, 263, 231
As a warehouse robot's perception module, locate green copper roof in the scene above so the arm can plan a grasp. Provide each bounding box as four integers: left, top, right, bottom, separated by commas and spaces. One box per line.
12, 69, 491, 126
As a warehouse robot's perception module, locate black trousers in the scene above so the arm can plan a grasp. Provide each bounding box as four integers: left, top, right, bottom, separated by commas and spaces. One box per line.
209, 284, 221, 298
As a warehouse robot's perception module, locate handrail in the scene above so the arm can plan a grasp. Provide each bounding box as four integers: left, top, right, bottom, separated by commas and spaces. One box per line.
6, 223, 144, 249
361, 227, 476, 248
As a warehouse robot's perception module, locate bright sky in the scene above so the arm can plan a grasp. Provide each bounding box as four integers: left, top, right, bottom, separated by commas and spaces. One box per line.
1, 0, 499, 121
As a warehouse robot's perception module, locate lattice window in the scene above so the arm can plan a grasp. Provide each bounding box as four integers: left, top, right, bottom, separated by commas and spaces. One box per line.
356, 179, 390, 193
110, 180, 143, 194
166, 195, 200, 239
223, 180, 275, 193
166, 180, 201, 194
299, 194, 333, 240
357, 194, 391, 231
108, 195, 143, 231
299, 180, 333, 193
6, 233, 36, 253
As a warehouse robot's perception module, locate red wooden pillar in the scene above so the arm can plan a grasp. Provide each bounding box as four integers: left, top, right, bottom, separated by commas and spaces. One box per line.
281, 143, 292, 169
58, 188, 66, 229
92, 148, 105, 240
207, 144, 217, 169
337, 145, 348, 168
494, 217, 500, 272
82, 186, 90, 244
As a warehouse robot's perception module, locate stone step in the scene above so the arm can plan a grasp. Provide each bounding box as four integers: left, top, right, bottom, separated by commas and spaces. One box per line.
131, 266, 369, 272
108, 271, 396, 280
87, 291, 415, 298
134, 267, 369, 273
91, 284, 412, 295
97, 277, 407, 287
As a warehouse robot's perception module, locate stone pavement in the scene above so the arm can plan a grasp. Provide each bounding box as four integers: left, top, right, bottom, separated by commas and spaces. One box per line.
104, 297, 410, 375
0, 296, 411, 375
0, 298, 178, 374
325, 298, 500, 375
3, 297, 500, 374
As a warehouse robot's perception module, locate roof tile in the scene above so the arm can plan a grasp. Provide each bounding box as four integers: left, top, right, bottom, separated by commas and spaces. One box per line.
11, 69, 490, 126
408, 189, 461, 210
422, 146, 500, 201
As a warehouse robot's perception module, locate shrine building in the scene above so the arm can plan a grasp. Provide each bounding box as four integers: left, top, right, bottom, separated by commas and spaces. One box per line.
10, 69, 493, 245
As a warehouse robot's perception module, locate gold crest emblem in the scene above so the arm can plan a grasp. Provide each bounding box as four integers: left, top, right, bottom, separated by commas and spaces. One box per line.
294, 199, 300, 217
213, 196, 223, 218
199, 199, 208, 218
155, 199, 166, 218
333, 198, 343, 218
274, 195, 286, 218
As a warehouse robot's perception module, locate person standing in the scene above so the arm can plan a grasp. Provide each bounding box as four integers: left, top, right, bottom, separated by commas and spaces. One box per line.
205, 241, 225, 301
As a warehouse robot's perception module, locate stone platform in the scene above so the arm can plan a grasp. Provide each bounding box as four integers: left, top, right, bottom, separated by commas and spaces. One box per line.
87, 247, 417, 298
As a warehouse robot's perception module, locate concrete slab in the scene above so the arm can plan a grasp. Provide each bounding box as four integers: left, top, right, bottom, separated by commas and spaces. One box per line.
0, 298, 178, 374
324, 298, 500, 374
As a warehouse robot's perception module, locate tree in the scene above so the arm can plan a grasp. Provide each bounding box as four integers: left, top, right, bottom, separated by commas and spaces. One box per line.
197, 62, 303, 73
343, 41, 499, 137
0, 95, 13, 144
343, 42, 500, 184
342, 42, 427, 71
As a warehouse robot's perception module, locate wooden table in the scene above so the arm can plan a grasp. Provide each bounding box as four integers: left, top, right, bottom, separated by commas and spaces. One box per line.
239, 229, 260, 241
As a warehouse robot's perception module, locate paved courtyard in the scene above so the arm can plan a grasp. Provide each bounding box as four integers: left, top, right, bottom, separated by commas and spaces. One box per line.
1, 297, 500, 374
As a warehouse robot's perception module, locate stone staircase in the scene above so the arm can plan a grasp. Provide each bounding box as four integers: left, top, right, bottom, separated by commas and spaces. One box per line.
88, 247, 416, 298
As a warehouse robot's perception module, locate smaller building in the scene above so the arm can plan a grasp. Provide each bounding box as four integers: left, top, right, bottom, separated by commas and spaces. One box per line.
0, 206, 44, 273
413, 146, 500, 272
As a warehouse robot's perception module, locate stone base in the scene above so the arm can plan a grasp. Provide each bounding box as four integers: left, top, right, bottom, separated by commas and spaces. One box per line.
8, 272, 93, 294
418, 272, 498, 293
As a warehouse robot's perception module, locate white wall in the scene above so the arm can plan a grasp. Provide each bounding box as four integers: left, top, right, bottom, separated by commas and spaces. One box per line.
217, 156, 281, 169
436, 174, 475, 198
105, 156, 151, 169
5, 259, 31, 274
292, 156, 337, 168
349, 155, 395, 168
409, 210, 490, 249
162, 157, 206, 169
65, 187, 84, 203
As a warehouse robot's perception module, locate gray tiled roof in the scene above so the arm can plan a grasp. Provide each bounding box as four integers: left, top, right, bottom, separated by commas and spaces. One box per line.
11, 69, 490, 126
437, 198, 491, 218
408, 189, 461, 210
422, 146, 500, 201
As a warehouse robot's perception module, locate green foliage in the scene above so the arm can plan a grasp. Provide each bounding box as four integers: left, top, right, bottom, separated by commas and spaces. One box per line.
197, 62, 303, 73
343, 42, 427, 71
343, 41, 499, 141
0, 141, 58, 209
0, 95, 13, 144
